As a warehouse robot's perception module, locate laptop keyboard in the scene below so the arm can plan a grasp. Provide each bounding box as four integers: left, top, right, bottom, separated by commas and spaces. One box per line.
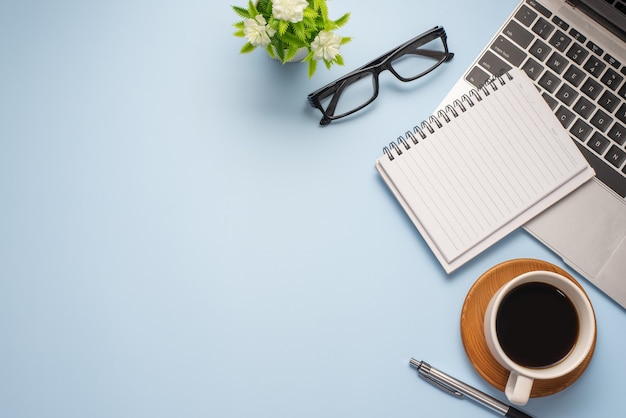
465, 0, 626, 198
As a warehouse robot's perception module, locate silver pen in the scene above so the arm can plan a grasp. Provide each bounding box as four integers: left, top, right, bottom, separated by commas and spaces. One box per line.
410, 359, 534, 418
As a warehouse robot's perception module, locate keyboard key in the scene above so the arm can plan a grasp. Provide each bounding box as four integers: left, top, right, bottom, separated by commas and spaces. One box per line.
539, 70, 561, 93
588, 132, 611, 154
600, 68, 624, 91
527, 0, 552, 18
532, 17, 555, 40
549, 30, 572, 52
575, 144, 626, 197
556, 83, 578, 105
570, 119, 594, 142
503, 20, 534, 48
618, 82, 626, 100
617, 103, 626, 124
546, 51, 569, 74
491, 35, 528, 66
551, 15, 569, 30
529, 39, 551, 61
478, 51, 512, 76
542, 93, 559, 110
465, 66, 491, 89
566, 43, 589, 65
573, 96, 596, 118
522, 58, 544, 80
605, 145, 626, 169
515, 4, 538, 27
584, 55, 607, 77
563, 65, 586, 87
555, 105, 576, 128
598, 90, 620, 113
569, 28, 587, 43
587, 40, 604, 56
608, 122, 626, 145
590, 109, 613, 132
604, 53, 621, 69
581, 77, 603, 99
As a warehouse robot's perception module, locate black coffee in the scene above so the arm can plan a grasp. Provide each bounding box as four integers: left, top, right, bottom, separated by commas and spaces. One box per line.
495, 282, 579, 368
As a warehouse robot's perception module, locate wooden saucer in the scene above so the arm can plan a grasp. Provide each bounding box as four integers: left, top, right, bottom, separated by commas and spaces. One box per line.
460, 258, 596, 398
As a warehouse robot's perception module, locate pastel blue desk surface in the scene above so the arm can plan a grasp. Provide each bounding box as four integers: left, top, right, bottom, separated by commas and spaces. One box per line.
1, 1, 625, 417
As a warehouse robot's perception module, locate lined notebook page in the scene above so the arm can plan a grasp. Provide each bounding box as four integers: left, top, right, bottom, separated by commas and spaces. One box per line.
376, 68, 594, 273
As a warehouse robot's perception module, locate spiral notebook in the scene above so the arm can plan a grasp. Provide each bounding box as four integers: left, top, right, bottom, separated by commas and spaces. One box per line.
375, 68, 595, 273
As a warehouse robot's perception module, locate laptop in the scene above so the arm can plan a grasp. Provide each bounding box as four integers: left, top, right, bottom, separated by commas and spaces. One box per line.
440, 0, 626, 308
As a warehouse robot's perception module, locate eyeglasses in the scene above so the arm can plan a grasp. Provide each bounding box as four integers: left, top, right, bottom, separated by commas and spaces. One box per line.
307, 26, 454, 126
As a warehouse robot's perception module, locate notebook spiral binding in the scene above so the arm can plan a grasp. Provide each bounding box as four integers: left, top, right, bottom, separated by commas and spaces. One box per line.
383, 72, 514, 161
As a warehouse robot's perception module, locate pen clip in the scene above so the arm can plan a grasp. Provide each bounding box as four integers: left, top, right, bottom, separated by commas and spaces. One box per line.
419, 372, 464, 399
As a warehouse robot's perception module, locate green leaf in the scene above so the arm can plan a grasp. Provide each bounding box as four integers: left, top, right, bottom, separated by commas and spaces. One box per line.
240, 43, 257, 54
273, 39, 285, 61
255, 0, 270, 15
249, 0, 259, 16
232, 5, 250, 19
233, 29, 245, 37
303, 8, 318, 20
278, 20, 289, 36
314, 0, 329, 21
301, 16, 316, 30
293, 21, 306, 41
333, 13, 350, 28
341, 36, 351, 45
308, 59, 317, 78
266, 44, 276, 59
268, 17, 279, 31
334, 54, 344, 66
284, 46, 300, 62
279, 32, 307, 48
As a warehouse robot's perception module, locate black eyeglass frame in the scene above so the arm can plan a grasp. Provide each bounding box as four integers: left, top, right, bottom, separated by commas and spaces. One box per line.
307, 26, 454, 126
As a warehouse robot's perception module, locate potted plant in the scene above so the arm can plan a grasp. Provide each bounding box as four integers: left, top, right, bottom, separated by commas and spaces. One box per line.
232, 0, 351, 77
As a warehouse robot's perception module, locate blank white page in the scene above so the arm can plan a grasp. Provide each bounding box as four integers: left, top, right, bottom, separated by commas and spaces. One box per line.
376, 68, 594, 273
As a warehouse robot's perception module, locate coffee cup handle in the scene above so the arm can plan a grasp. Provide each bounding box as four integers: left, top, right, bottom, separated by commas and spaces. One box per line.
505, 371, 533, 406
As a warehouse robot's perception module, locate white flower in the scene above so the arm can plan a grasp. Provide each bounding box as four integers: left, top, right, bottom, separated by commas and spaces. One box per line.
311, 30, 342, 61
272, 0, 309, 23
243, 14, 276, 47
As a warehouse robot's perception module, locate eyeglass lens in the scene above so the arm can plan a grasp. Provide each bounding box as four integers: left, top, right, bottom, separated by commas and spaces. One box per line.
318, 36, 448, 119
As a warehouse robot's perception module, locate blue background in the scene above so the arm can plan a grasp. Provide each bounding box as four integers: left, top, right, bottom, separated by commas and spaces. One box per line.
1, 1, 625, 417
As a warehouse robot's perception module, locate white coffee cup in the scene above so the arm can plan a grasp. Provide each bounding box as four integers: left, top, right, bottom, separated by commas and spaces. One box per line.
483, 270, 595, 405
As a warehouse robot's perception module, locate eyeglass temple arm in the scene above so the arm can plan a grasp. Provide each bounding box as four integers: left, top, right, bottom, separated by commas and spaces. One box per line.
408, 49, 454, 61
323, 72, 371, 118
